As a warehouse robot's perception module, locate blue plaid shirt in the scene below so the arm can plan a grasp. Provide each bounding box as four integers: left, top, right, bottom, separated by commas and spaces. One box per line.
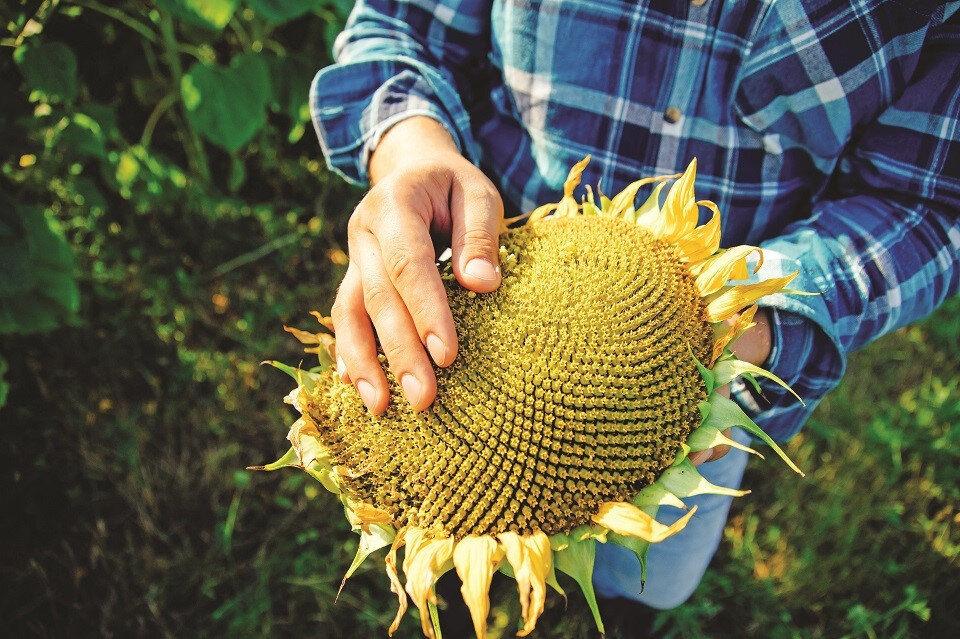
310, 0, 960, 442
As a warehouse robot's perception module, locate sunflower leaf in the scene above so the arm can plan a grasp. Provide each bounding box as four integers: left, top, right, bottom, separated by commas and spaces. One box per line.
608, 532, 650, 593
261, 359, 300, 380
703, 393, 805, 476
245, 445, 298, 471
554, 537, 604, 634
690, 349, 716, 394
339, 524, 395, 598
713, 357, 803, 404
632, 483, 686, 510
687, 425, 764, 458
659, 459, 750, 498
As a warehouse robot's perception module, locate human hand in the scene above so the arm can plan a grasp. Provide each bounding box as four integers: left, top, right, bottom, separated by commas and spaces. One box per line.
332, 116, 504, 415
689, 308, 773, 465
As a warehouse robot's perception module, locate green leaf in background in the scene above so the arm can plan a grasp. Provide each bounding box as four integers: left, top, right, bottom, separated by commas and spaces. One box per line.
52, 113, 107, 159
267, 54, 316, 142
0, 206, 80, 334
247, 0, 319, 23
182, 53, 272, 152
157, 0, 239, 31
13, 41, 78, 103
0, 355, 8, 408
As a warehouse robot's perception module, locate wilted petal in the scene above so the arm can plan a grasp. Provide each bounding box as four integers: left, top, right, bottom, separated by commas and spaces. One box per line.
386, 529, 409, 636
498, 531, 552, 636
283, 325, 321, 344
592, 501, 698, 543
353, 502, 394, 530
453, 535, 504, 639
404, 535, 455, 638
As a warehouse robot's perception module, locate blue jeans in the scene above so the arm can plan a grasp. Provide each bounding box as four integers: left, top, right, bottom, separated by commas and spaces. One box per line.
593, 428, 752, 609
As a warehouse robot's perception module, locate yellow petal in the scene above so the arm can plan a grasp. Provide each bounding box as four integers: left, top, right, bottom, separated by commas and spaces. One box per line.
633, 181, 668, 232
404, 535, 455, 639
353, 502, 394, 530
711, 304, 758, 363
675, 200, 721, 263
498, 531, 552, 636
386, 529, 409, 636
453, 535, 504, 639
607, 174, 676, 220
659, 158, 699, 239
705, 272, 798, 323
563, 155, 591, 198
592, 501, 698, 543
309, 310, 335, 331
283, 325, 321, 345
523, 202, 559, 225
694, 246, 762, 296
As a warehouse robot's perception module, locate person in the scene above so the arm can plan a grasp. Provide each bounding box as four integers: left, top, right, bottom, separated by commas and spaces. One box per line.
309, 0, 960, 633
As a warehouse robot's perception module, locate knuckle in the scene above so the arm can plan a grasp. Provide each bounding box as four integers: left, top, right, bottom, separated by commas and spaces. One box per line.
384, 247, 432, 288
454, 226, 499, 255
382, 336, 419, 365
362, 281, 392, 315
347, 209, 365, 236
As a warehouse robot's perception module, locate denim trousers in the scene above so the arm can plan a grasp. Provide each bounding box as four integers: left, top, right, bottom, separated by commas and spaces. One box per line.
592, 428, 752, 609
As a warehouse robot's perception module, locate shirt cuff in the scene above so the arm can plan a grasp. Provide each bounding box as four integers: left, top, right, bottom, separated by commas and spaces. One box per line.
729, 249, 846, 442
310, 57, 479, 186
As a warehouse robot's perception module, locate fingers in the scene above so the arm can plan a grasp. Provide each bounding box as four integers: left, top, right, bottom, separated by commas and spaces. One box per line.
376, 206, 458, 368
689, 426, 734, 466
350, 228, 438, 413
450, 177, 504, 293
330, 264, 390, 414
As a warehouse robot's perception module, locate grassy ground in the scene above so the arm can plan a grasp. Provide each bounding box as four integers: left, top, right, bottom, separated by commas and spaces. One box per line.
2, 3, 959, 638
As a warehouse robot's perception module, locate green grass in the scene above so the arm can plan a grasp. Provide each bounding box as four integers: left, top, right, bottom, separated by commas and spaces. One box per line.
2, 3, 959, 637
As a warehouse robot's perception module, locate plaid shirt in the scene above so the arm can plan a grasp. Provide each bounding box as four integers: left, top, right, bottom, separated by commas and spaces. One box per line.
310, 0, 960, 441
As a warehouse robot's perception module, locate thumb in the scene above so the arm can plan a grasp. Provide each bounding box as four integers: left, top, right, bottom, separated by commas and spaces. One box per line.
450, 175, 504, 293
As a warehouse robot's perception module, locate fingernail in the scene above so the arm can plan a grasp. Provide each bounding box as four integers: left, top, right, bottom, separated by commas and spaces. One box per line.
356, 379, 378, 411
336, 355, 347, 379
401, 373, 422, 408
464, 258, 499, 282
426, 333, 448, 366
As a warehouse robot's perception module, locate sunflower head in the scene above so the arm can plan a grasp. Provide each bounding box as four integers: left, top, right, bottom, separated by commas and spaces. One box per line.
253, 157, 804, 638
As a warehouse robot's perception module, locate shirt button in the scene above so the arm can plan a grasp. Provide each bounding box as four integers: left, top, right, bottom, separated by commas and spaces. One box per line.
663, 107, 682, 124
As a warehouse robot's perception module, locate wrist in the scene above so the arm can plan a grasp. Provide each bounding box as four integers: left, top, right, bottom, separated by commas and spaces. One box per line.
369, 116, 462, 184
731, 308, 773, 367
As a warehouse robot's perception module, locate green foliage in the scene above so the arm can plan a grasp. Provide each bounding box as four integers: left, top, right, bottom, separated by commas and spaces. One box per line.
182, 53, 272, 152
248, 0, 322, 23
157, 0, 240, 31
13, 41, 78, 103
1, 2, 958, 638
0, 204, 80, 334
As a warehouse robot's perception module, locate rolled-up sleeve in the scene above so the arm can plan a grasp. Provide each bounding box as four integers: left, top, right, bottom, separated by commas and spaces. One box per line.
310, 0, 491, 185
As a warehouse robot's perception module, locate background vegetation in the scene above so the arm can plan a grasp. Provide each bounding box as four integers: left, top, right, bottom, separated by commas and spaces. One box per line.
1, 1, 958, 637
